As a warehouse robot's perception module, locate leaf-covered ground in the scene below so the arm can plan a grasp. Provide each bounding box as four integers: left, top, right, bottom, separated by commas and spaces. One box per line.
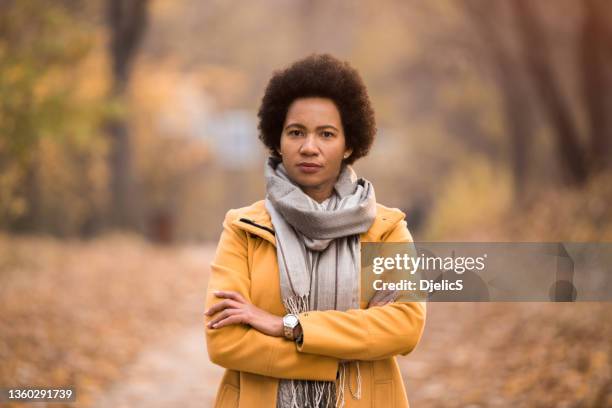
0, 234, 610, 407
0, 234, 214, 407
403, 302, 611, 408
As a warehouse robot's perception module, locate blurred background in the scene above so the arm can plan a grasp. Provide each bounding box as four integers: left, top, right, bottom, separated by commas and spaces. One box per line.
1, 0, 611, 407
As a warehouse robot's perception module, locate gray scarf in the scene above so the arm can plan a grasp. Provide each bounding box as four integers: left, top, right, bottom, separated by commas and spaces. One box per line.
264, 156, 377, 408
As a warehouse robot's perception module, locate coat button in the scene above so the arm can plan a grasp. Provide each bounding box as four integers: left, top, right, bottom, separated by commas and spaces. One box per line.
304, 313, 309, 317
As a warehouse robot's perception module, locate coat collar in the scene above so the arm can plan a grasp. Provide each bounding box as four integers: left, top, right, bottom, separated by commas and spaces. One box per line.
231, 199, 406, 246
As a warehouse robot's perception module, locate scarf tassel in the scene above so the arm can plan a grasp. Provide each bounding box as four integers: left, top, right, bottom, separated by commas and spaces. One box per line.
280, 295, 362, 408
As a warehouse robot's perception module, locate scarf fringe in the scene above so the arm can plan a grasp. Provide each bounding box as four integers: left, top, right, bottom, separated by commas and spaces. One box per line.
280, 294, 362, 408
283, 293, 310, 315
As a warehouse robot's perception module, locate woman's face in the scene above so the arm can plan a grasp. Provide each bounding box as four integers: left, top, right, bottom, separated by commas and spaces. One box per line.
278, 97, 352, 202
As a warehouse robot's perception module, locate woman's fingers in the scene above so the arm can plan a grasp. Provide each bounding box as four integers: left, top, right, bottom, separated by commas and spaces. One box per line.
211, 314, 246, 329
367, 289, 399, 308
204, 290, 279, 334
207, 308, 241, 328
204, 290, 248, 315
205, 298, 241, 316
213, 290, 247, 303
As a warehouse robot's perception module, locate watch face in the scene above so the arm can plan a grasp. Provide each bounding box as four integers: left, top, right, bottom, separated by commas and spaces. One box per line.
284, 314, 298, 327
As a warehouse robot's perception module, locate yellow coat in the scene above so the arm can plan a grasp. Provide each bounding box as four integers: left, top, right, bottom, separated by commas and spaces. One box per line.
205, 200, 426, 408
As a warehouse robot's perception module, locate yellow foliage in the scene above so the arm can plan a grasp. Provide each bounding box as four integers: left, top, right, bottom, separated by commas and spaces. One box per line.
424, 156, 512, 240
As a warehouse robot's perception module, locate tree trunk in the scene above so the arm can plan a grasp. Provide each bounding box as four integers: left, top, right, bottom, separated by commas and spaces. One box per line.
464, 1, 533, 198
580, 0, 612, 173
512, 0, 589, 186
106, 0, 148, 228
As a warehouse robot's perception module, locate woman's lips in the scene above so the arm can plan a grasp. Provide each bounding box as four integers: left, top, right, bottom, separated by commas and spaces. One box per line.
297, 163, 322, 174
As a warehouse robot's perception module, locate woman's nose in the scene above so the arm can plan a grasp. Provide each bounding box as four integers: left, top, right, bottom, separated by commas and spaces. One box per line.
300, 134, 318, 154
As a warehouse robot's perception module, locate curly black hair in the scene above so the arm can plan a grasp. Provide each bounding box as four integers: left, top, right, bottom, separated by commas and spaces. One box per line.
257, 54, 376, 165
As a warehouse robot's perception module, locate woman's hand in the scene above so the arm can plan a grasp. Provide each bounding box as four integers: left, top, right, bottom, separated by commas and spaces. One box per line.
205, 290, 284, 337
367, 289, 399, 308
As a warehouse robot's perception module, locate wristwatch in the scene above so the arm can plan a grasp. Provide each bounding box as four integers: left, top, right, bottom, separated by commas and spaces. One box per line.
282, 313, 299, 340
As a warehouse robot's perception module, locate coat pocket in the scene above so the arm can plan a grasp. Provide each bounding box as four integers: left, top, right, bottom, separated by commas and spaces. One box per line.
373, 380, 394, 408
215, 383, 239, 408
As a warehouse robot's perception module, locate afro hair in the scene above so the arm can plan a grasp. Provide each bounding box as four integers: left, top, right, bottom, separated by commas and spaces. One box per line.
257, 53, 376, 165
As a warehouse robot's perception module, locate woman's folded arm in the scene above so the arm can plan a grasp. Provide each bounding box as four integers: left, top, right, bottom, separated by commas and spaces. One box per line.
205, 210, 339, 381
295, 301, 426, 360
296, 217, 426, 361
206, 316, 339, 380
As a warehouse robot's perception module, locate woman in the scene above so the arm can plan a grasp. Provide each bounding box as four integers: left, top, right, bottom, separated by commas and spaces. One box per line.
205, 54, 426, 408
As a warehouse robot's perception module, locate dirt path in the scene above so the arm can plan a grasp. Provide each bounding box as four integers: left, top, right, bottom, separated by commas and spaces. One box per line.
90, 302, 482, 408
93, 325, 223, 408
92, 303, 611, 408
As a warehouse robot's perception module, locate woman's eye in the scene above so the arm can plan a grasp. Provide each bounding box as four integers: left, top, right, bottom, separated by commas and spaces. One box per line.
289, 129, 302, 136
322, 131, 334, 138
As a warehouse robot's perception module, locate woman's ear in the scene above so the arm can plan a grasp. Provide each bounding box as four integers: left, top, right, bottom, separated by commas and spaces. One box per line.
343, 149, 353, 159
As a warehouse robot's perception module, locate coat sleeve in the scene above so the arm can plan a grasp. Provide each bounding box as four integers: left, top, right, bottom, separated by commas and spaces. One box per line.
296, 217, 427, 361
205, 210, 339, 381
